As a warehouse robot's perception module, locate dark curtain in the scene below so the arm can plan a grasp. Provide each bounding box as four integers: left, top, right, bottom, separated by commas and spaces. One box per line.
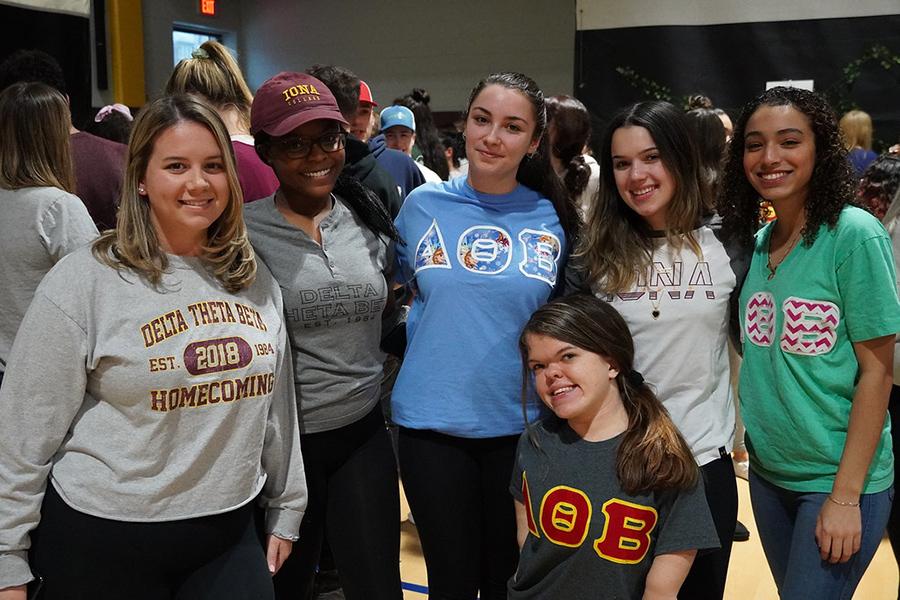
0, 4, 92, 128
575, 15, 900, 152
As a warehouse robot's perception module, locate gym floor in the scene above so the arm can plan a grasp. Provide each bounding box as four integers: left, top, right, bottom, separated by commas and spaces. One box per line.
396, 477, 899, 599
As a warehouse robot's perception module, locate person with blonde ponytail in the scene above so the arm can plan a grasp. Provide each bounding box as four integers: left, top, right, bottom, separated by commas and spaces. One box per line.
166, 40, 278, 202
0, 95, 306, 600
510, 294, 719, 599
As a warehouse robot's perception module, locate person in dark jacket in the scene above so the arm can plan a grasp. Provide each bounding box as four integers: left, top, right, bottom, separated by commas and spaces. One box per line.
306, 64, 420, 218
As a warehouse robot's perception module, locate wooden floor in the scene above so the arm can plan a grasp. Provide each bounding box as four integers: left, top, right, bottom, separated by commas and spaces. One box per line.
397, 478, 899, 599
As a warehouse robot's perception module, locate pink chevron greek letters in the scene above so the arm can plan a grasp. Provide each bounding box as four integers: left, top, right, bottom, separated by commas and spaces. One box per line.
779, 297, 840, 355
745, 292, 775, 346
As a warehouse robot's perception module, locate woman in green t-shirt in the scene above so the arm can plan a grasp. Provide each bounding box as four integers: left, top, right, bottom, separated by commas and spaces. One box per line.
719, 86, 900, 599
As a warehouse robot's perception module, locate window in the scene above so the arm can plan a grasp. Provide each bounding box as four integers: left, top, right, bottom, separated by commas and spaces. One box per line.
172, 28, 222, 66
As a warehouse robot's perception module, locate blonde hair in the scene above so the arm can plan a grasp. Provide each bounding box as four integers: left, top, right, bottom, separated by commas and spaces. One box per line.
92, 95, 256, 292
576, 101, 705, 293
0, 81, 74, 193
165, 40, 253, 132
839, 109, 873, 150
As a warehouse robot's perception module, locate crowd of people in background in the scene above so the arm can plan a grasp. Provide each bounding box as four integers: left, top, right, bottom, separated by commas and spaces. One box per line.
0, 40, 899, 600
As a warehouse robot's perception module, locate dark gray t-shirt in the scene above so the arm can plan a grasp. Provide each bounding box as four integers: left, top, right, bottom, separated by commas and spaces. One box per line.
509, 418, 720, 599
244, 195, 390, 433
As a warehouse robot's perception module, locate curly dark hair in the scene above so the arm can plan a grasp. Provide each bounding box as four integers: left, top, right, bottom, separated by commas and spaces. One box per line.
718, 86, 855, 249
0, 49, 67, 95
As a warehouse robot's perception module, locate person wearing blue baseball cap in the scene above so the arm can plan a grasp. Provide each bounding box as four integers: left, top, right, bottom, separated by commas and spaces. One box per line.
381, 105, 442, 183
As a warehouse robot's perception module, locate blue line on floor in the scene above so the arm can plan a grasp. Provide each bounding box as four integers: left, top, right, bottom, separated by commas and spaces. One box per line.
401, 581, 429, 595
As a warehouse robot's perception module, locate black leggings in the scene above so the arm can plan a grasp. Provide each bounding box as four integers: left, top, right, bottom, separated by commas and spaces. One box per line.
273, 404, 401, 600
30, 484, 272, 600
398, 427, 519, 600
678, 451, 738, 600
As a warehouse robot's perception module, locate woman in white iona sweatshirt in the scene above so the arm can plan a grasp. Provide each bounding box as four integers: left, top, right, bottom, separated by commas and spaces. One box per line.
0, 95, 306, 600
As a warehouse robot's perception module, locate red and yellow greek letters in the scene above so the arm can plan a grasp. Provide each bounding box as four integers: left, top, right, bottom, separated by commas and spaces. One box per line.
593, 499, 658, 564
521, 472, 539, 538
539, 486, 592, 548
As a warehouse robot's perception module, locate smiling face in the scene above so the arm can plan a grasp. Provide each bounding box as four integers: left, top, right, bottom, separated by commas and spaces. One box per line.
266, 118, 345, 204
526, 333, 621, 432
611, 125, 676, 230
141, 120, 229, 255
742, 104, 816, 210
464, 84, 540, 193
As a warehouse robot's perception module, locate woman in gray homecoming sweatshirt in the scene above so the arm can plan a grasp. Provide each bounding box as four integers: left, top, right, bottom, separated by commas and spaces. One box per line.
0, 95, 306, 600
0, 82, 98, 388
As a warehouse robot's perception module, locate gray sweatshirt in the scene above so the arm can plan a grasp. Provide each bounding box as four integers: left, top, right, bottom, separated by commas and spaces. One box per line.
0, 186, 98, 372
244, 195, 390, 434
0, 247, 307, 588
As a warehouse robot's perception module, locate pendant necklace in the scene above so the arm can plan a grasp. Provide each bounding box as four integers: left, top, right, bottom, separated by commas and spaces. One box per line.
766, 226, 803, 280
646, 283, 665, 320
646, 264, 671, 320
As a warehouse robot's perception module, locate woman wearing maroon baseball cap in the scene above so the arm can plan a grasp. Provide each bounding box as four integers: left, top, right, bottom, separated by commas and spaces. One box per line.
243, 72, 403, 600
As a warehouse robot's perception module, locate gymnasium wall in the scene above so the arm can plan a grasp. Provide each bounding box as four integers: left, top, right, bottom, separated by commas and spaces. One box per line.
237, 0, 575, 114
575, 0, 900, 150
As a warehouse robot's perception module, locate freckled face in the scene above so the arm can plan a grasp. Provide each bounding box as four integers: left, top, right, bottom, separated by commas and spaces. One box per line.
610, 126, 676, 230
742, 104, 816, 209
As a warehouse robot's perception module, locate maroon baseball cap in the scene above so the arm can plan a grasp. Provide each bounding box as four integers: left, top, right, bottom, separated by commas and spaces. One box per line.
251, 71, 349, 137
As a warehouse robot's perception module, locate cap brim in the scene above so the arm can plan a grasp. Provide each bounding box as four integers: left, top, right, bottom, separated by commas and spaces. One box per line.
380, 119, 414, 133
262, 108, 350, 137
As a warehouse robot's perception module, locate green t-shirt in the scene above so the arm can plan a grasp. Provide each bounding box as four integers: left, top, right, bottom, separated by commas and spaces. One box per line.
739, 206, 900, 493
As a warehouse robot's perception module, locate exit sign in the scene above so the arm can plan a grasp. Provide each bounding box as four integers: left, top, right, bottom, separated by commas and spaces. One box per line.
200, 0, 216, 15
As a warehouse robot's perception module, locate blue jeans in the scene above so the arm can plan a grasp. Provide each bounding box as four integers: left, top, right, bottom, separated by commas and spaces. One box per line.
749, 470, 892, 599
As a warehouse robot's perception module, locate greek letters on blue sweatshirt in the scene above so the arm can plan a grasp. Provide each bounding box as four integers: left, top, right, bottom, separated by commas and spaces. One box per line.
392, 178, 565, 438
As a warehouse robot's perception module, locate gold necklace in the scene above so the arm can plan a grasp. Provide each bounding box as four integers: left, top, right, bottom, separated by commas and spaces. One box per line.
766, 226, 802, 280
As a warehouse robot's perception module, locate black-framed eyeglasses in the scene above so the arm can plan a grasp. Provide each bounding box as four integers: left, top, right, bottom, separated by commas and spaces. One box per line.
271, 131, 347, 159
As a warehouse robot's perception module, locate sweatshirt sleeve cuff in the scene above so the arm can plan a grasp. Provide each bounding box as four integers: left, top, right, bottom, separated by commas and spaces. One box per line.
0, 551, 34, 589
265, 507, 303, 542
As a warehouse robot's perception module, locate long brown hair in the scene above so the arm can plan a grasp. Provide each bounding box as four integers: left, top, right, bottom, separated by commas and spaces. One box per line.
0, 81, 74, 193
576, 101, 707, 293
93, 95, 256, 292
519, 294, 697, 495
